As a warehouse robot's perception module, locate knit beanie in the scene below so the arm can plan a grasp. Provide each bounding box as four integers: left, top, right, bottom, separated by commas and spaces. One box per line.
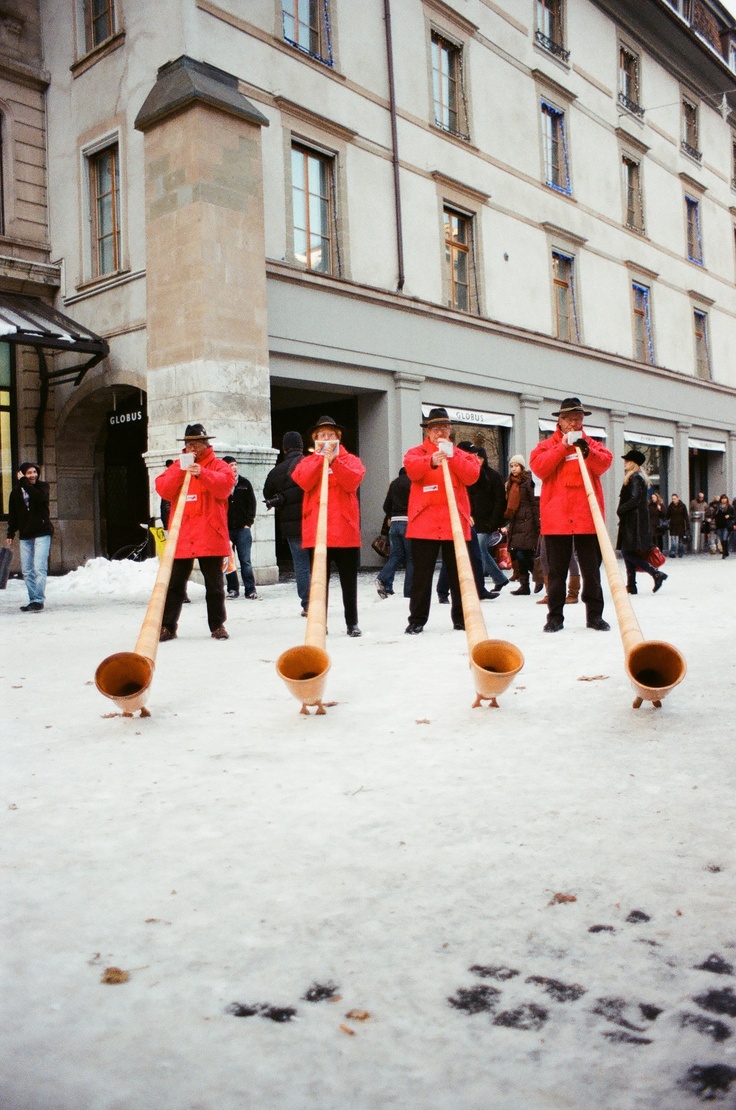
283, 431, 303, 451
509, 454, 526, 469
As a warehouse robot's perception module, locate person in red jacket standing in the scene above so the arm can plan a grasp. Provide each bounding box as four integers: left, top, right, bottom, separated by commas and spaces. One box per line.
155, 423, 235, 642
403, 407, 481, 635
529, 398, 613, 634
292, 415, 366, 637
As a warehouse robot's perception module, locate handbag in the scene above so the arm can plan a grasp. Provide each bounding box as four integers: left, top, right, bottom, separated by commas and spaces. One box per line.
371, 533, 390, 559
646, 547, 666, 569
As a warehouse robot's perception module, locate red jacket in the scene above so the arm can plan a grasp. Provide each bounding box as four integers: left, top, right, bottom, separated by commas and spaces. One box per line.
292, 447, 365, 548
529, 429, 612, 535
404, 441, 480, 541
154, 448, 234, 558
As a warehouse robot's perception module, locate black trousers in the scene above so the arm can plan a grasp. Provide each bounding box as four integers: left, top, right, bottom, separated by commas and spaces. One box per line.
409, 538, 463, 628
309, 546, 359, 627
163, 556, 226, 633
545, 534, 604, 622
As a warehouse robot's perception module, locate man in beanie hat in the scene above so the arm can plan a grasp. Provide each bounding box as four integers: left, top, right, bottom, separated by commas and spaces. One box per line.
403, 408, 481, 634
155, 424, 235, 641
263, 431, 311, 615
6, 461, 53, 611
292, 416, 365, 636
529, 398, 612, 632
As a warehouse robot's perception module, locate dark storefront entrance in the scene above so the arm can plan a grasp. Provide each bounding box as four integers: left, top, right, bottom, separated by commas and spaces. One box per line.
269, 397, 359, 567
104, 398, 149, 556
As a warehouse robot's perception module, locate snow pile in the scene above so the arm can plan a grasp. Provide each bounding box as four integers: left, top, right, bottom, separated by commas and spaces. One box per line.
55, 556, 204, 602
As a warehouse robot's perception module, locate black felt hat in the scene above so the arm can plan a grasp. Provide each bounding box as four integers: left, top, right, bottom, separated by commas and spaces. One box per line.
551, 397, 591, 417
622, 449, 646, 465
421, 407, 452, 428
177, 423, 211, 441
308, 415, 344, 437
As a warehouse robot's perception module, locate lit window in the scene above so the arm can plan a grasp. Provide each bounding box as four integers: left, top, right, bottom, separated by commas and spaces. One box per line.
444, 207, 475, 312
291, 144, 334, 274
552, 251, 579, 342
431, 32, 467, 139
693, 309, 711, 379
84, 0, 115, 51
682, 98, 701, 162
618, 47, 643, 118
622, 156, 644, 233
282, 0, 333, 66
536, 0, 568, 62
89, 144, 121, 277
541, 101, 571, 194
685, 196, 703, 265
632, 283, 654, 364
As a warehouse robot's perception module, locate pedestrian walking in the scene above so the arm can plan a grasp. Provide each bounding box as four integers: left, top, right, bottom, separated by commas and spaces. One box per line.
616, 450, 667, 593
6, 462, 53, 612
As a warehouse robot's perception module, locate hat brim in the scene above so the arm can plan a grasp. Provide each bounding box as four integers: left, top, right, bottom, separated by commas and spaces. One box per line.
421, 417, 453, 428
308, 422, 345, 437
177, 434, 211, 441
551, 409, 591, 417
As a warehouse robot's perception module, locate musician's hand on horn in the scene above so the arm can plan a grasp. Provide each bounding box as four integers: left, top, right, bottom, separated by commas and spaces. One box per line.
568, 431, 589, 458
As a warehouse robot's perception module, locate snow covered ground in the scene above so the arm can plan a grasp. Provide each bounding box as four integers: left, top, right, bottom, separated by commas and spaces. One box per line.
2, 554, 735, 1110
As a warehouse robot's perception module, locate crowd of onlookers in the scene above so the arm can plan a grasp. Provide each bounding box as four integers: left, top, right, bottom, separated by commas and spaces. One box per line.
648, 491, 736, 558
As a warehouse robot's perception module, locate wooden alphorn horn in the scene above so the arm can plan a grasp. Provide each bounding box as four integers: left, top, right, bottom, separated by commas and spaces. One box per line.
575, 445, 686, 708
95, 472, 192, 716
276, 454, 331, 714
441, 457, 524, 708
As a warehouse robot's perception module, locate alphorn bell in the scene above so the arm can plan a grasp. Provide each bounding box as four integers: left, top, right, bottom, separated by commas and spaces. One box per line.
441, 457, 524, 707
575, 445, 686, 708
95, 472, 192, 716
276, 454, 331, 714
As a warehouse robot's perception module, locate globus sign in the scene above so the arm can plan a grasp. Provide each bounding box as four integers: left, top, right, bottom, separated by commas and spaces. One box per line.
106, 404, 147, 436
108, 408, 144, 427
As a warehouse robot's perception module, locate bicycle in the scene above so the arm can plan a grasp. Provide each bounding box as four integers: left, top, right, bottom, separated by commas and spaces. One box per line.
111, 520, 163, 562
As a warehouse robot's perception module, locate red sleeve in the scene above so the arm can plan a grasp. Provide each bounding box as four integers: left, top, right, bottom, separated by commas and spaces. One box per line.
403, 444, 433, 481
197, 458, 236, 497
155, 463, 187, 500
291, 453, 323, 492
331, 449, 365, 491
530, 436, 567, 480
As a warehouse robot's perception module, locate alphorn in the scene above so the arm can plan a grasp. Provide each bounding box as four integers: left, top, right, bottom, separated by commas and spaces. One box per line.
441, 457, 524, 707
95, 472, 192, 716
575, 445, 686, 708
276, 454, 331, 714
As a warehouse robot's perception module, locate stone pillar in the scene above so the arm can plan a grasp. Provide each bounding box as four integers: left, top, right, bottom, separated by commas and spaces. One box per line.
519, 393, 543, 461
728, 431, 736, 496
135, 56, 278, 583
393, 371, 425, 455
607, 410, 628, 545
675, 422, 692, 500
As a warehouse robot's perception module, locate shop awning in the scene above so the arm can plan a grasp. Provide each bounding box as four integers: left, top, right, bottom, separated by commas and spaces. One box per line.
422, 403, 513, 428
0, 292, 109, 385
625, 430, 674, 448
688, 437, 726, 452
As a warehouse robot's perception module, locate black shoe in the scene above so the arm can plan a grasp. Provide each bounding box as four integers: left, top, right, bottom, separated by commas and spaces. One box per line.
511, 584, 531, 596
587, 617, 610, 631
479, 589, 499, 600
20, 602, 44, 612
211, 626, 229, 640
453, 620, 465, 631
376, 578, 388, 599
626, 583, 637, 594
533, 580, 544, 594
227, 591, 239, 599
652, 572, 667, 593
347, 624, 362, 637
301, 608, 308, 617
245, 591, 259, 600
543, 615, 564, 633
437, 595, 449, 604
496, 579, 510, 591
405, 622, 424, 635
159, 627, 177, 641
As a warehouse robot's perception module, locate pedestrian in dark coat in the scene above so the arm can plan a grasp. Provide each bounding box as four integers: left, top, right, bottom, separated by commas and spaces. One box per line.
263, 431, 311, 615
222, 457, 258, 599
504, 455, 539, 596
714, 494, 735, 558
469, 448, 510, 591
6, 461, 53, 611
616, 451, 666, 594
648, 492, 667, 552
376, 467, 413, 599
666, 494, 689, 558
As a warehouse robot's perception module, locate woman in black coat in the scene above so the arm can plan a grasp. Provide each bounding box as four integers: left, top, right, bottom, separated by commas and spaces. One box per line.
616, 451, 666, 594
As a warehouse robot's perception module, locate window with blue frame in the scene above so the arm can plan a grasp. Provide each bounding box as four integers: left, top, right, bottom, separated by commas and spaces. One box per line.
282, 0, 333, 67
685, 196, 703, 264
541, 101, 571, 194
632, 282, 654, 364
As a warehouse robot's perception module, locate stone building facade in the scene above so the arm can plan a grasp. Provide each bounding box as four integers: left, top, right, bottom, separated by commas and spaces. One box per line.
3, 0, 736, 574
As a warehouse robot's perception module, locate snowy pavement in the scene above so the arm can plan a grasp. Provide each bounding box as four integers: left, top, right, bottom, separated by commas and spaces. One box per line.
2, 555, 735, 1109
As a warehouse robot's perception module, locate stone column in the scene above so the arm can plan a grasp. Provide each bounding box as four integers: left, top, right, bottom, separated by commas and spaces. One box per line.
519, 393, 543, 461
728, 432, 736, 496
135, 56, 278, 583
607, 410, 628, 545
393, 371, 425, 455
675, 422, 692, 500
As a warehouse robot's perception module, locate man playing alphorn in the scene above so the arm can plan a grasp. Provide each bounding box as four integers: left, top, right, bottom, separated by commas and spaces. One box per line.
403, 407, 480, 635
156, 423, 235, 642
529, 397, 612, 634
